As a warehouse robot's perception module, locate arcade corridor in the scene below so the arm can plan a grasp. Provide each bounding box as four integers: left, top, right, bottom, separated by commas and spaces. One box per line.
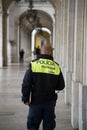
0, 0, 87, 130
0, 63, 73, 130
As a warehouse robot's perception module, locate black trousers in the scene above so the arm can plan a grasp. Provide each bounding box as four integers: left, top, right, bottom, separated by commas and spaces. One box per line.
27, 101, 56, 130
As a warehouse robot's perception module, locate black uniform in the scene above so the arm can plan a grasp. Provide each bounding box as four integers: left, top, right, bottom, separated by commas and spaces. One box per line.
22, 54, 65, 104
21, 54, 65, 130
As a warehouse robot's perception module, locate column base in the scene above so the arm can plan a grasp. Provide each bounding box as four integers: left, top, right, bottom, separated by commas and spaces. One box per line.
71, 80, 79, 129
79, 85, 87, 130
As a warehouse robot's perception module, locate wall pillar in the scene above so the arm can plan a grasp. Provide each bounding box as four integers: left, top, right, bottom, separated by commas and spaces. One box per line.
79, 0, 87, 129
52, 23, 56, 58
64, 0, 75, 105
0, 13, 2, 67
71, 0, 84, 128
84, 0, 87, 86
55, 0, 61, 63
63, 0, 70, 104
9, 3, 18, 63
2, 11, 8, 66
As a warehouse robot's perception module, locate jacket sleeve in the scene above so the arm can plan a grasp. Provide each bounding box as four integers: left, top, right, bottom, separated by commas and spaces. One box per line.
21, 64, 32, 103
56, 70, 65, 90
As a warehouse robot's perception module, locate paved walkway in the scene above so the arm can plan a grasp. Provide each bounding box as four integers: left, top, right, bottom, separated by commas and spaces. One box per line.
0, 63, 74, 130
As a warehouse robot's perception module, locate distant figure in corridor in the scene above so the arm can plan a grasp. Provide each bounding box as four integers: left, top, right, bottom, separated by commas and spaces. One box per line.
19, 49, 25, 62
21, 37, 65, 130
34, 46, 40, 58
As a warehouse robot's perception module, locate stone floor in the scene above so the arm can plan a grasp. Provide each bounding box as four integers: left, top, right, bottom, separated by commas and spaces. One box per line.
0, 63, 74, 130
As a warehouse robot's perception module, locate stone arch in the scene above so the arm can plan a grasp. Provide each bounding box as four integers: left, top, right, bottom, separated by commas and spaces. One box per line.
8, 2, 54, 62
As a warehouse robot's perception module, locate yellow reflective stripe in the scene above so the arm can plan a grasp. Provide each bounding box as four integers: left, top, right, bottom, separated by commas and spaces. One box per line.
31, 59, 60, 75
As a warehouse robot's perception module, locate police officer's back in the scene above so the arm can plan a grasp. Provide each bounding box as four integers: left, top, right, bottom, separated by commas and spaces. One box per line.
22, 37, 65, 130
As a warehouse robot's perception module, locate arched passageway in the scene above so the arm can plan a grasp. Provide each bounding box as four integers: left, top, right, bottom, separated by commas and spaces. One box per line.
1, 0, 54, 65
0, 0, 87, 130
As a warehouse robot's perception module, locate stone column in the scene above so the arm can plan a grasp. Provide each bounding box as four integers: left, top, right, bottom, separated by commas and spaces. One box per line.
63, 0, 70, 104
0, 13, 2, 67
54, 5, 59, 62
59, 0, 64, 67
54, 3, 57, 62
64, 0, 75, 105
2, 11, 8, 66
52, 23, 56, 59
84, 0, 87, 86
71, 0, 84, 128
15, 24, 20, 62
19, 25, 21, 54
55, 0, 62, 64
15, 23, 20, 62
80, 0, 87, 130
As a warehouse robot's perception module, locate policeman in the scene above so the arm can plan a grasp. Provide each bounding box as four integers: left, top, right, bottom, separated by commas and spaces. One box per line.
21, 37, 65, 130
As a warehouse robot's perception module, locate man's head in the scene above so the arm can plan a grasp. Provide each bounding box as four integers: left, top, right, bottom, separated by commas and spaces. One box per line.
39, 37, 53, 56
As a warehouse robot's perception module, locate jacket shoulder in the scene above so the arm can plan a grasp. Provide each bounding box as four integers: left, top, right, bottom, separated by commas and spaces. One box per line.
31, 58, 38, 63
53, 60, 59, 66
52, 60, 60, 68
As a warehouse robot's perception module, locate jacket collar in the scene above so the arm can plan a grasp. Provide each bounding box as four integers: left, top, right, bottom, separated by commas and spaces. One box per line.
37, 54, 53, 60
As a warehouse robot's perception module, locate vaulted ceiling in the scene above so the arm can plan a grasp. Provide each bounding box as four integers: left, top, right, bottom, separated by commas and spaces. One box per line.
2, 0, 56, 11
1, 0, 56, 33
19, 9, 53, 31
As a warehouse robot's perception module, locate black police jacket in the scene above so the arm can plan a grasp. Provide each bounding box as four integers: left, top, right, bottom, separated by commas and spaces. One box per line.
22, 54, 65, 105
